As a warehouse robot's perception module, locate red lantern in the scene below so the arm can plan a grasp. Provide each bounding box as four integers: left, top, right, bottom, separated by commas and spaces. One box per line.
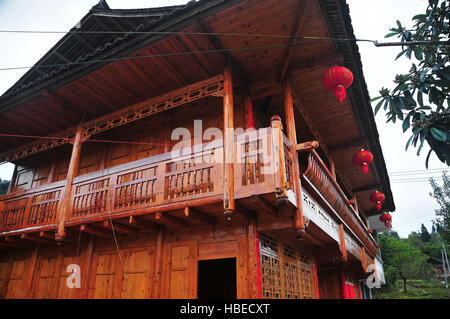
352, 148, 373, 174
379, 212, 392, 228
370, 191, 385, 211
322, 66, 354, 102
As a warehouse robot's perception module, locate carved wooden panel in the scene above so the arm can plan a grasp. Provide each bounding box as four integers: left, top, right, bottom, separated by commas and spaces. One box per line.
33, 256, 59, 299
28, 190, 61, 225
72, 178, 109, 218
114, 167, 157, 210
0, 198, 27, 231
283, 244, 299, 299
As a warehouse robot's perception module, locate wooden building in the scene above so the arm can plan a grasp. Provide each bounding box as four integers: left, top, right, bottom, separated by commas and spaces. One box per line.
0, 0, 394, 299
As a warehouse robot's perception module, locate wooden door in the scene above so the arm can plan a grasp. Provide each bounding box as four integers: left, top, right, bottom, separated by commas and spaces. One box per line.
0, 260, 12, 298
161, 241, 198, 299
56, 255, 82, 299
120, 249, 154, 299
33, 255, 62, 299
5, 259, 27, 299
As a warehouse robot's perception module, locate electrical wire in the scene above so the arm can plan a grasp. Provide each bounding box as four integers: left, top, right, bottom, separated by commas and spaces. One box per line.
0, 40, 331, 71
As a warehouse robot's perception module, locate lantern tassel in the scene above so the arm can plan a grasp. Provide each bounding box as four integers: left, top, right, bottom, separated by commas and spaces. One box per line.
335, 85, 346, 102
376, 202, 382, 211
361, 162, 369, 174
385, 221, 390, 228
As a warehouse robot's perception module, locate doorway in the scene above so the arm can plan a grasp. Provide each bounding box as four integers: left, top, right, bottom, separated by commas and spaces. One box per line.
197, 258, 236, 299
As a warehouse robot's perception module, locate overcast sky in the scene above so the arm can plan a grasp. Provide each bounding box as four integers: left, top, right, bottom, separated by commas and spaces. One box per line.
0, 0, 448, 238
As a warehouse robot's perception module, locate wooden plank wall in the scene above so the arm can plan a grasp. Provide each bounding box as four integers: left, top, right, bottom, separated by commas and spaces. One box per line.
0, 214, 255, 299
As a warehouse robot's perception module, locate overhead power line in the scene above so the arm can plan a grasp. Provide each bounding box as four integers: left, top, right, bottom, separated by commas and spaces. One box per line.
0, 29, 447, 71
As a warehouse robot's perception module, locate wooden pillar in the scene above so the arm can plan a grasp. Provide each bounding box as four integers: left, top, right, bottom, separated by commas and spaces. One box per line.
56, 122, 84, 241
270, 116, 289, 204
25, 244, 39, 299
81, 234, 94, 298
246, 212, 260, 298
7, 164, 18, 194
338, 224, 348, 263
361, 247, 367, 272
282, 80, 305, 237
152, 227, 165, 298
223, 65, 235, 217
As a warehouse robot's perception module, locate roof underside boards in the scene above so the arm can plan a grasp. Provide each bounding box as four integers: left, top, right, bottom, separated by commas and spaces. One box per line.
0, 0, 394, 213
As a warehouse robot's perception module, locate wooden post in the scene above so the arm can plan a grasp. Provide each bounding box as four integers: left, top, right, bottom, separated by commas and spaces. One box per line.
270, 116, 289, 204
81, 234, 95, 298
25, 244, 39, 299
7, 164, 18, 194
282, 80, 305, 237
152, 227, 165, 298
338, 224, 348, 263
361, 247, 367, 273
246, 212, 260, 298
56, 122, 84, 241
223, 65, 235, 217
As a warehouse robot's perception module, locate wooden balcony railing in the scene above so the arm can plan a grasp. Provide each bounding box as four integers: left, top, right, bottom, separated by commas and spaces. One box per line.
302, 149, 378, 257
0, 127, 292, 233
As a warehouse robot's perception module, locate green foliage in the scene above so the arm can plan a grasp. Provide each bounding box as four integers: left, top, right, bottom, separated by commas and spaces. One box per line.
373, 279, 450, 299
429, 171, 450, 243
420, 223, 432, 242
371, 0, 450, 167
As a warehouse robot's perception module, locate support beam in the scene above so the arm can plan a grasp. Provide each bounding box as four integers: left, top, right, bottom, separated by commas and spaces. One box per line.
338, 224, 348, 263
0, 240, 19, 248
270, 116, 289, 203
128, 215, 159, 232
246, 212, 260, 298
25, 244, 39, 299
352, 184, 381, 193
283, 80, 305, 237
80, 224, 111, 238
296, 141, 320, 152
184, 207, 216, 226
249, 196, 278, 217
81, 235, 95, 298
21, 233, 54, 245
288, 53, 344, 73
102, 220, 136, 235
152, 227, 165, 298
56, 119, 84, 241
277, 0, 310, 82
154, 212, 189, 227
223, 65, 235, 217
361, 247, 368, 273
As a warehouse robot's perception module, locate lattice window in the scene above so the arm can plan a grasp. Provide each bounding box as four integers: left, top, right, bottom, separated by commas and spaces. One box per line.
299, 252, 313, 299
260, 233, 280, 299
283, 244, 299, 299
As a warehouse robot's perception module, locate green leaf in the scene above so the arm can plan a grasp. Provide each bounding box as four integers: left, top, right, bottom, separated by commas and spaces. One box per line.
402, 114, 411, 132
396, 20, 403, 29
425, 149, 432, 169
374, 99, 384, 115
395, 49, 407, 60
406, 134, 415, 151
370, 96, 382, 102
385, 32, 398, 38
430, 127, 448, 142
417, 91, 424, 107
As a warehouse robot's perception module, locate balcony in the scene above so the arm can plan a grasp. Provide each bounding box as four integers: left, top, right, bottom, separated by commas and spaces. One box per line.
0, 126, 377, 259
0, 127, 294, 235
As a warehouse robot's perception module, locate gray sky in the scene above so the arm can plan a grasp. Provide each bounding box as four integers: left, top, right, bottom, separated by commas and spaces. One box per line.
0, 0, 448, 237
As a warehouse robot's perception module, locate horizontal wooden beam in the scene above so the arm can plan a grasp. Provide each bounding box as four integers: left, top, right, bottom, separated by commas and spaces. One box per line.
21, 233, 54, 245
154, 212, 189, 227
249, 196, 278, 217
296, 141, 319, 152
80, 224, 111, 238
128, 215, 159, 232
329, 138, 368, 153
352, 184, 381, 193
184, 207, 216, 226
288, 52, 344, 73
102, 220, 135, 235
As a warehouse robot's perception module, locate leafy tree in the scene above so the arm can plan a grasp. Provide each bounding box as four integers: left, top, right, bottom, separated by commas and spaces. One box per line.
430, 171, 450, 243
420, 224, 432, 242
371, 0, 450, 167
378, 232, 432, 293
